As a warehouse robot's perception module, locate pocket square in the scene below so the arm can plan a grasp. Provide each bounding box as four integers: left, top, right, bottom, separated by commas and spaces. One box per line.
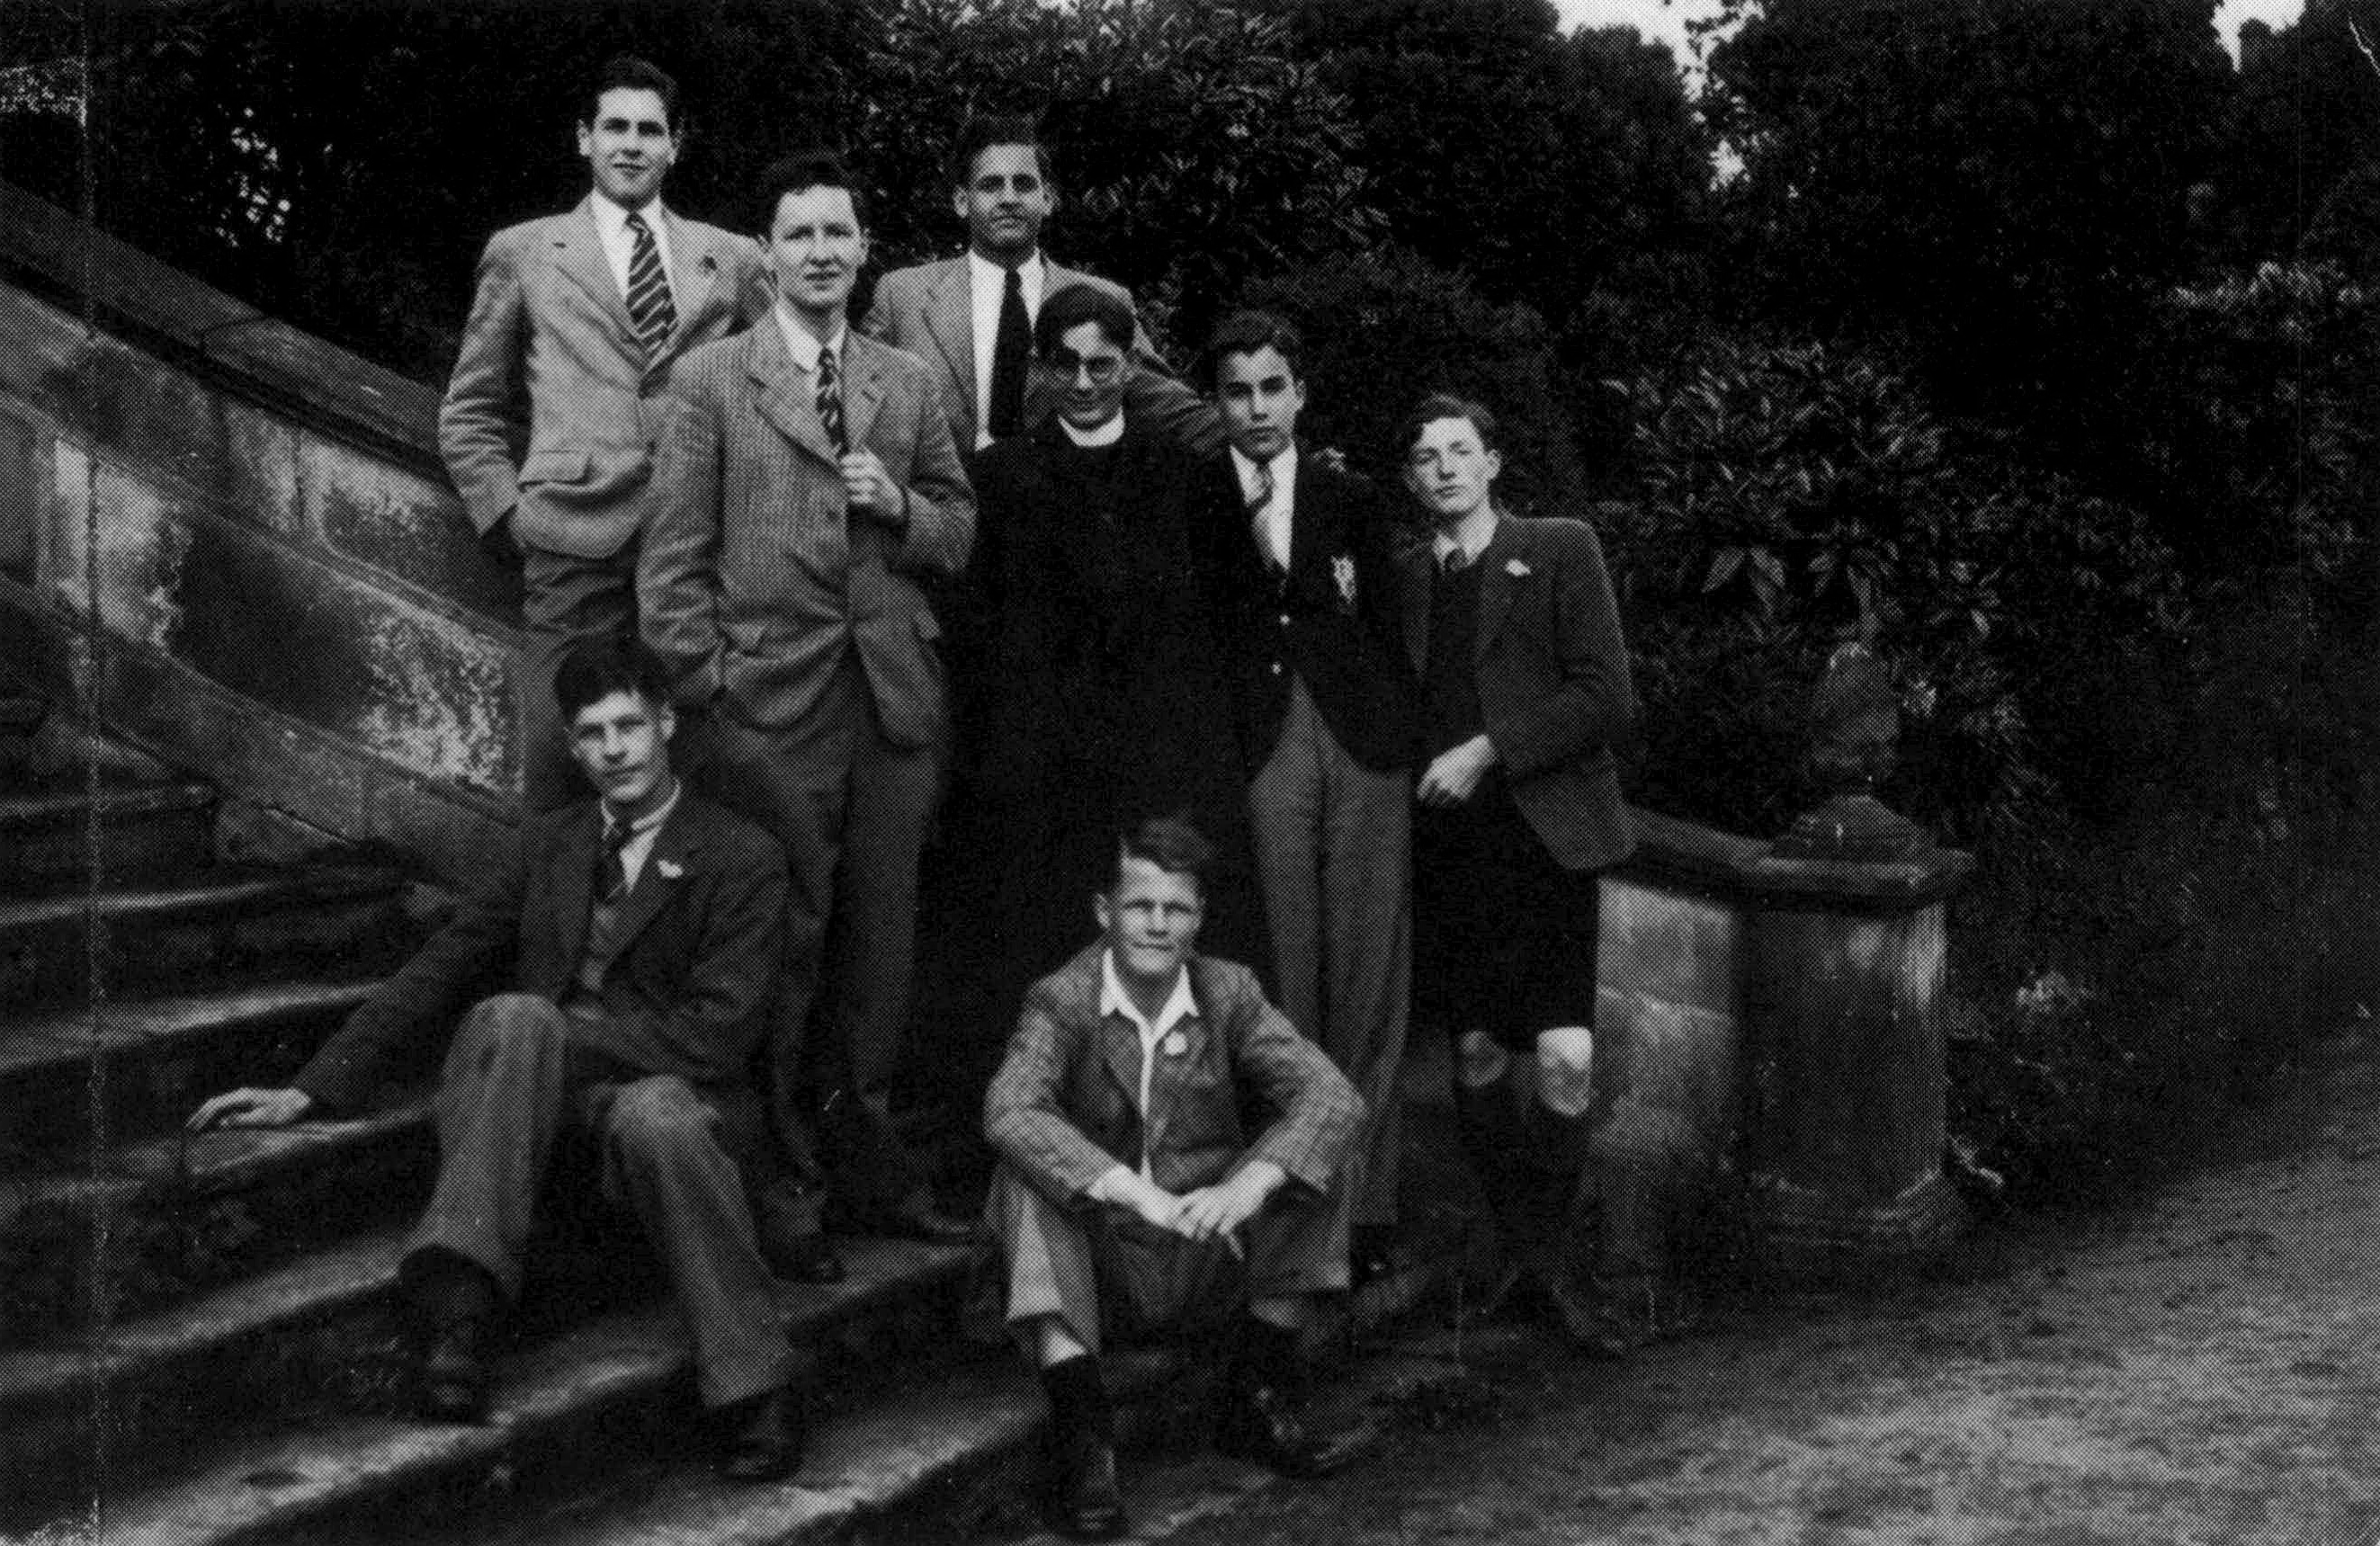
656, 858, 684, 880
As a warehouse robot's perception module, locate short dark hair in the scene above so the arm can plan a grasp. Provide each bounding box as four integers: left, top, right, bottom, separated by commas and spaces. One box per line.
1110, 812, 1213, 896
1204, 309, 1305, 386
553, 635, 673, 721
752, 148, 870, 237
948, 113, 1053, 190
1035, 283, 1135, 357
1399, 392, 1500, 457
583, 56, 681, 134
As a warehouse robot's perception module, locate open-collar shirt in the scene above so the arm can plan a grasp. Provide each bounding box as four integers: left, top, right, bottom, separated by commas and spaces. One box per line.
1098, 949, 1199, 1180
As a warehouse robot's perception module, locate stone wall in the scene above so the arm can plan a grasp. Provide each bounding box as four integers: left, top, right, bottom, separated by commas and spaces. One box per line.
0, 178, 518, 879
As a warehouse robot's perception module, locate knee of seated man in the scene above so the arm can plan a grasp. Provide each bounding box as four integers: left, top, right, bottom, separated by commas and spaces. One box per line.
1534, 1027, 1595, 1118
608, 1077, 716, 1157
1455, 1030, 1510, 1089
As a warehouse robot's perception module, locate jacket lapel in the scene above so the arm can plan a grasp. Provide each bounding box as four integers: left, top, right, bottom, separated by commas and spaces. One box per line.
1096, 1005, 1145, 1130
747, 321, 841, 467
923, 261, 976, 430
1474, 517, 1520, 663
551, 200, 637, 341
842, 337, 888, 453
602, 801, 695, 959
550, 804, 601, 970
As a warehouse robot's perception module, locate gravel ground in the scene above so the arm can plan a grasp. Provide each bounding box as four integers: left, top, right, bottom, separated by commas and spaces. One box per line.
1045, 1020, 2380, 1546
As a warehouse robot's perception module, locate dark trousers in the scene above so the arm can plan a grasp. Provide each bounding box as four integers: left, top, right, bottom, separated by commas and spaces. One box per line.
404, 993, 792, 1407
517, 542, 636, 814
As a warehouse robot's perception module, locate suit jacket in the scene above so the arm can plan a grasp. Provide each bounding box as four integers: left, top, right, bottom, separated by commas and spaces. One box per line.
439, 198, 770, 559
1401, 513, 1637, 871
1194, 449, 1421, 776
291, 792, 789, 1113
862, 256, 1221, 457
640, 321, 976, 750
984, 945, 1362, 1211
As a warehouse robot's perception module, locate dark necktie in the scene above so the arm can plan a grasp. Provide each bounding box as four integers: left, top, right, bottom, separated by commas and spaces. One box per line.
1441, 547, 1470, 577
622, 210, 677, 366
597, 818, 635, 903
988, 266, 1031, 440
816, 344, 848, 457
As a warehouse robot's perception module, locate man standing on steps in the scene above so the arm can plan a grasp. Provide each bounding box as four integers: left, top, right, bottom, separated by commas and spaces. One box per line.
440, 55, 768, 816
1193, 311, 1422, 1290
189, 638, 803, 1484
641, 151, 978, 1253
981, 815, 1361, 1542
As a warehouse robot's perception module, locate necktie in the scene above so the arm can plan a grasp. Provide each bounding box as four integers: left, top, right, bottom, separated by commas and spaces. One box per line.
622, 210, 677, 366
1248, 462, 1284, 570
816, 344, 848, 457
1441, 547, 1470, 577
989, 266, 1031, 440
597, 818, 635, 903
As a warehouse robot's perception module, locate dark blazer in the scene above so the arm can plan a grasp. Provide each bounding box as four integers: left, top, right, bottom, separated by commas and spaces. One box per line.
640, 321, 976, 749
1194, 450, 1421, 776
291, 792, 788, 1113
438, 199, 770, 559
861, 256, 1221, 457
984, 945, 1363, 1209
1401, 513, 1637, 871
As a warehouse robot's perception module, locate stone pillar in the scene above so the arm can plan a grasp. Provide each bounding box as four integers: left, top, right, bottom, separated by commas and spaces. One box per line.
1747, 639, 1973, 1278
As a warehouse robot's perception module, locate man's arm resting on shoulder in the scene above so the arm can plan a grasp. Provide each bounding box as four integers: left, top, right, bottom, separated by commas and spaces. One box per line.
438, 230, 532, 541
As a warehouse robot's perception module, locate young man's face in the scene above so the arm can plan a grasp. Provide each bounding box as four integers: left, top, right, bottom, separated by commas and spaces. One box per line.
954, 142, 1053, 265
1215, 345, 1305, 465
1095, 855, 1204, 989
1404, 416, 1501, 529
1043, 320, 1129, 433
766, 184, 868, 326
577, 86, 677, 210
568, 688, 676, 816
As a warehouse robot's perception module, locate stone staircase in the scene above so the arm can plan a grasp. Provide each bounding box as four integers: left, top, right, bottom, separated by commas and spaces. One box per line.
0, 699, 1464, 1546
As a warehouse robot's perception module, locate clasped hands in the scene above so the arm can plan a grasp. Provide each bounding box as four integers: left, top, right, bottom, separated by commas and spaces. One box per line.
1090, 1160, 1287, 1257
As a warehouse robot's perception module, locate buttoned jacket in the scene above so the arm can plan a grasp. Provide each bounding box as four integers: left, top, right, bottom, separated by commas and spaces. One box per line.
438, 198, 770, 559
639, 320, 975, 749
984, 945, 1362, 1210
1400, 513, 1637, 871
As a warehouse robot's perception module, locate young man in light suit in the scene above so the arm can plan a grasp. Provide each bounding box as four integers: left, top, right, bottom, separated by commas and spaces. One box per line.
1395, 393, 1642, 1353
642, 149, 978, 1252
1193, 311, 1421, 1288
440, 55, 770, 816
189, 639, 803, 1483
982, 815, 1361, 1542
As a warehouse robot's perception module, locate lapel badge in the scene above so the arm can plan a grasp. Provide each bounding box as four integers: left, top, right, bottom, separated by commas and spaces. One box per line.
1161, 1030, 1190, 1058
655, 858, 684, 880
1331, 554, 1358, 610
1506, 558, 1533, 579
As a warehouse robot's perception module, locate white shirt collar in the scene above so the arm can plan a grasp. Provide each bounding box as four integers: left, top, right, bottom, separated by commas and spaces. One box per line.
1431, 505, 1499, 565
589, 191, 675, 297
1099, 950, 1197, 1041
598, 776, 683, 894
1231, 444, 1300, 569
1060, 413, 1125, 447
772, 304, 846, 375
966, 251, 1049, 449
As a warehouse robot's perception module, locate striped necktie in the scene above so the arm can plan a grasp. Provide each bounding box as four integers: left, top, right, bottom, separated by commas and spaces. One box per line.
816, 344, 848, 456
596, 818, 635, 903
623, 210, 676, 365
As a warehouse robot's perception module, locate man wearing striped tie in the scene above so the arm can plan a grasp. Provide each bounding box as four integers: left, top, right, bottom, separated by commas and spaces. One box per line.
440, 55, 769, 816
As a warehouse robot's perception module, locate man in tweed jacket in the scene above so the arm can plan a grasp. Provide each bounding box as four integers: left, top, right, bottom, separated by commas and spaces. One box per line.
981, 815, 1362, 1541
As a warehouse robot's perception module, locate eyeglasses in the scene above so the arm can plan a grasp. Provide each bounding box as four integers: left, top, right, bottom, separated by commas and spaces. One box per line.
1045, 349, 1124, 385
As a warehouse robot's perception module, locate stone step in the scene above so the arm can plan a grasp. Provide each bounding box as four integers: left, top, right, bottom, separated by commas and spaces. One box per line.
67, 1237, 977, 1546
0, 1090, 434, 1344
0, 976, 378, 1162
0, 777, 217, 891
0, 863, 409, 1009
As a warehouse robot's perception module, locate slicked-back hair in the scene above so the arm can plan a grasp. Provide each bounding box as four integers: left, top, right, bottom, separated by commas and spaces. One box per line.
554, 635, 673, 721
1204, 309, 1306, 388
583, 55, 681, 135
1035, 282, 1135, 357
1110, 812, 1214, 898
948, 113, 1053, 190
753, 148, 870, 237
1400, 392, 1501, 457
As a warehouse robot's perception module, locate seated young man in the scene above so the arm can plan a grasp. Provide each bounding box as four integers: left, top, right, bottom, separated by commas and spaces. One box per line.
187, 638, 803, 1483
980, 814, 1364, 1542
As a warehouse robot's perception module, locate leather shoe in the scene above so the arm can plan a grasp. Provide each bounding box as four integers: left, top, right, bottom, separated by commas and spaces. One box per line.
1213, 1383, 1347, 1479
416, 1315, 490, 1424
717, 1386, 804, 1484
881, 1189, 975, 1247
765, 1227, 846, 1285
1042, 1424, 1128, 1541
